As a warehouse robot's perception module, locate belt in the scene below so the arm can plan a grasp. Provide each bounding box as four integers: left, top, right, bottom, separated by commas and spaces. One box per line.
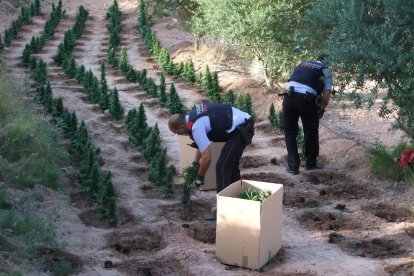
278, 86, 316, 97
279, 89, 316, 98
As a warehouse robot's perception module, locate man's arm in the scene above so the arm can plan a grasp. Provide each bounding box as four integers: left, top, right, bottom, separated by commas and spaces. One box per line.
322, 90, 331, 109
191, 117, 212, 180
198, 146, 211, 177
322, 67, 333, 109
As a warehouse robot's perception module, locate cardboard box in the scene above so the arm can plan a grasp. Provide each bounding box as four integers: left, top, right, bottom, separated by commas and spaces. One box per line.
216, 180, 283, 270
179, 135, 224, 191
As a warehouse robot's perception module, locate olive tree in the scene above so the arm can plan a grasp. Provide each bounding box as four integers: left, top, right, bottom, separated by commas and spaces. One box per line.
302, 0, 414, 139
190, 0, 311, 91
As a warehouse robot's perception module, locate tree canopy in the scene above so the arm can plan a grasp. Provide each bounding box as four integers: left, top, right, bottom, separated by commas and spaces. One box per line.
302, 0, 414, 139
190, 0, 312, 90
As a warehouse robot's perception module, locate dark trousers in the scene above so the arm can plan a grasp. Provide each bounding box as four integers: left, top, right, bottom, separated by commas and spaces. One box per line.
282, 92, 319, 170
216, 132, 248, 193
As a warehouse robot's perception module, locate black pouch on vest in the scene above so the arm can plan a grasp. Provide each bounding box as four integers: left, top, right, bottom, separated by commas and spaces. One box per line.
237, 118, 255, 145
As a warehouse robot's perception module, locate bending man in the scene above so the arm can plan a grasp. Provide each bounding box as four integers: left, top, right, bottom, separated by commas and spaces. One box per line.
283, 54, 333, 175
168, 103, 254, 193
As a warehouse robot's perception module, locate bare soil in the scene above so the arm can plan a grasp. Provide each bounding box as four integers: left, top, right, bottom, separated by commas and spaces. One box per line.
1, 1, 413, 275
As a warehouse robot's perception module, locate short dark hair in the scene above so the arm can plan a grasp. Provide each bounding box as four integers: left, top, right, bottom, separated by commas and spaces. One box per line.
168, 113, 186, 130
317, 54, 328, 62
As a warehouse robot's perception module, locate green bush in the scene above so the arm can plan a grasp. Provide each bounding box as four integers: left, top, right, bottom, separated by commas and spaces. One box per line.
223, 89, 236, 105
180, 162, 199, 209
167, 83, 184, 115
369, 143, 414, 183
109, 87, 124, 120
269, 103, 283, 133
141, 123, 161, 162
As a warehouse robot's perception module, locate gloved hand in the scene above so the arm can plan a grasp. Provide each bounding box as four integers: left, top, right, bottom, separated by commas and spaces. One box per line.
187, 142, 198, 149
318, 108, 325, 119
193, 175, 205, 188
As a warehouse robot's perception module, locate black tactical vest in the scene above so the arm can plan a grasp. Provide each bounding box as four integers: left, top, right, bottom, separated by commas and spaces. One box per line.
288, 61, 326, 93
187, 103, 233, 142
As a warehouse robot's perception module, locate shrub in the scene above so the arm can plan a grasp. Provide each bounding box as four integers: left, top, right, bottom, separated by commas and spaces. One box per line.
101, 172, 117, 226
148, 148, 167, 187
167, 83, 184, 115
369, 143, 414, 183
159, 74, 167, 107
141, 123, 161, 162
127, 103, 149, 145
180, 162, 199, 209
269, 103, 283, 133
223, 89, 236, 105
109, 87, 124, 120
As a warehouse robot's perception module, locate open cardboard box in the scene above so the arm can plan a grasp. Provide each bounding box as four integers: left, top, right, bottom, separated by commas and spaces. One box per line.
179, 135, 224, 191
216, 179, 283, 270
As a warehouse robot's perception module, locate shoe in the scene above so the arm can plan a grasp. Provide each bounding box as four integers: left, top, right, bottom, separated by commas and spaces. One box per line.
286, 166, 299, 175
205, 212, 217, 221
305, 161, 324, 171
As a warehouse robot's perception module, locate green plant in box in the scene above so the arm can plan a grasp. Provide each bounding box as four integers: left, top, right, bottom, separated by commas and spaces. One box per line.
240, 187, 272, 202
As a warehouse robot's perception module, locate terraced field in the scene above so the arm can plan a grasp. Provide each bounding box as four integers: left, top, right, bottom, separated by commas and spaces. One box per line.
1, 0, 413, 275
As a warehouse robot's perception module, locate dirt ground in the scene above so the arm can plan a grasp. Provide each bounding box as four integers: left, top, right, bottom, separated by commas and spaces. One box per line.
1, 0, 413, 275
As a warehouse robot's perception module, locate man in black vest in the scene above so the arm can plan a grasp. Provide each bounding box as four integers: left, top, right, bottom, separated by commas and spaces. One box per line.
168, 103, 254, 194
283, 54, 333, 175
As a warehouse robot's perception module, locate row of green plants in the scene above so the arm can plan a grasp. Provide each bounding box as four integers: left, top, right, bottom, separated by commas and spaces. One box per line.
125, 104, 176, 197
22, 0, 64, 66
108, 1, 186, 116
22, 5, 118, 226
107, 0, 122, 68
118, 47, 184, 115
53, 5, 88, 65
137, 0, 254, 115
52, 5, 125, 121
51, 6, 119, 224
104, 3, 178, 198
31, 58, 118, 225
0, 0, 41, 51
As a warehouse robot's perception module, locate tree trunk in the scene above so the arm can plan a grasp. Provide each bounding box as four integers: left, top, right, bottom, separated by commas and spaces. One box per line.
194, 37, 200, 51
263, 66, 275, 92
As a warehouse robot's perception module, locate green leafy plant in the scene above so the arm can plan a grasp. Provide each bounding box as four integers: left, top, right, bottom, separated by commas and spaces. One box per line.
369, 143, 414, 183
100, 172, 117, 226
159, 73, 167, 107
180, 162, 199, 209
167, 83, 184, 114
109, 87, 124, 120
269, 102, 284, 133
141, 123, 161, 162
240, 187, 272, 202
223, 89, 236, 105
